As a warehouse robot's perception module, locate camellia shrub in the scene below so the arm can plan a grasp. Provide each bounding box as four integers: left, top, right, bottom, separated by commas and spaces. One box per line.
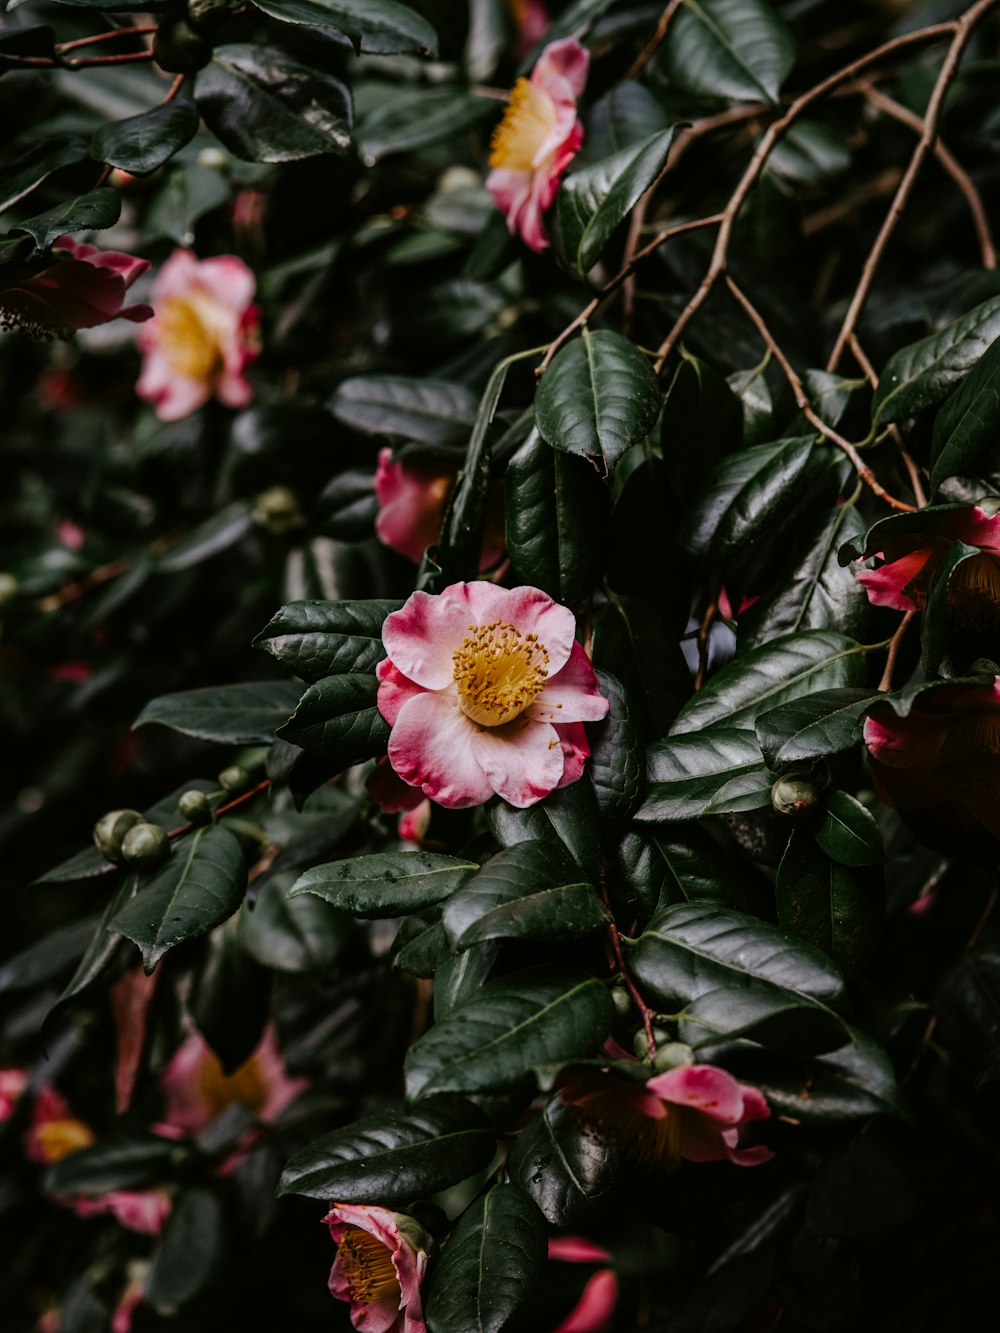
5, 0, 1000, 1328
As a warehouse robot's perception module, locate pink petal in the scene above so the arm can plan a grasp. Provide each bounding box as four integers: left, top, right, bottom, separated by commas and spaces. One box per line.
470, 714, 565, 806
528, 641, 608, 723
387, 691, 494, 808
382, 587, 482, 689
548, 1237, 613, 1264
856, 548, 934, 610
480, 584, 576, 673
376, 659, 427, 727
646, 1065, 746, 1124
532, 36, 590, 102
367, 755, 427, 813
551, 1269, 618, 1333
375, 448, 456, 564
554, 721, 590, 790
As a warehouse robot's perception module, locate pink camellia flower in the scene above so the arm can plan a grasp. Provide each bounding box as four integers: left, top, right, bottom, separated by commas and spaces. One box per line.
549, 1237, 619, 1333
0, 235, 151, 339
864, 679, 1000, 838
158, 1023, 307, 1137
136, 249, 260, 421
487, 37, 589, 252
376, 581, 609, 809
324, 1202, 430, 1333
0, 1068, 28, 1120
855, 503, 1000, 623
374, 447, 505, 569
562, 1064, 772, 1169
509, 0, 551, 57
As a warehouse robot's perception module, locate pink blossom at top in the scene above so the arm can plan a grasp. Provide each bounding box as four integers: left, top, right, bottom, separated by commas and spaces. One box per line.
136, 249, 260, 421
324, 1203, 430, 1333
158, 1023, 307, 1137
376, 582, 608, 809
0, 1068, 28, 1120
549, 1238, 619, 1333
855, 503, 1000, 620
864, 678, 1000, 838
0, 235, 151, 339
487, 37, 589, 252
374, 447, 505, 570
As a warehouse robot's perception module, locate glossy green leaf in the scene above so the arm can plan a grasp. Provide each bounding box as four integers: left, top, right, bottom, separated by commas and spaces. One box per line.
617, 826, 760, 918
435, 940, 501, 1021
588, 672, 643, 832
278, 1100, 495, 1202
874, 295, 1000, 424
489, 779, 604, 877
592, 595, 692, 739
405, 970, 615, 1098
13, 188, 121, 249
741, 1027, 902, 1122
90, 100, 199, 175
329, 375, 477, 445
0, 917, 98, 994
357, 89, 494, 164
442, 839, 606, 949
191, 915, 269, 1074
585, 81, 670, 160
701, 764, 774, 814
145, 162, 230, 246
930, 333, 1000, 493
637, 728, 764, 821
815, 792, 885, 867
605, 453, 686, 627
254, 599, 400, 681
0, 135, 87, 213
776, 829, 882, 970
109, 826, 247, 973
535, 329, 661, 476
555, 128, 677, 274
663, 0, 797, 105
134, 680, 303, 744
683, 437, 815, 565
424, 1184, 547, 1333
662, 354, 744, 502
507, 1091, 619, 1226
678, 981, 849, 1055
146, 1190, 224, 1315
196, 46, 352, 162
392, 916, 447, 979
154, 501, 254, 573
920, 539, 980, 676
276, 673, 388, 767
239, 874, 351, 973
934, 941, 1000, 1086
504, 429, 610, 609
670, 631, 867, 735
44, 1135, 177, 1196
251, 0, 437, 54
766, 119, 851, 184
47, 877, 139, 1020
290, 850, 478, 916
755, 687, 878, 769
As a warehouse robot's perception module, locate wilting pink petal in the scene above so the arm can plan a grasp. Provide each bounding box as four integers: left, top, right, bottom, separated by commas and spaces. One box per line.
0, 234, 151, 339
325, 1203, 430, 1333
552, 1269, 619, 1333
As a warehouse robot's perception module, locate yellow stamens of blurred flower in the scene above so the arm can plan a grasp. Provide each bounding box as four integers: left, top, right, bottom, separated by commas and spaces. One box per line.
453, 621, 548, 726
196, 1050, 268, 1118
948, 553, 1000, 629
338, 1227, 400, 1303
35, 1117, 95, 1163
157, 297, 223, 380
489, 78, 556, 171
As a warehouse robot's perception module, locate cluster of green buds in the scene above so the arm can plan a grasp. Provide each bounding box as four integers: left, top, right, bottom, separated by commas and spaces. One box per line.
93, 810, 169, 868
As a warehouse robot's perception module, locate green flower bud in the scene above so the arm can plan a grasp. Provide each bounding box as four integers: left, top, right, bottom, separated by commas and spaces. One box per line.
218, 765, 251, 793
0, 573, 19, 606
609, 986, 632, 1018
120, 822, 170, 867
771, 776, 821, 818
153, 16, 213, 73
178, 789, 212, 823
633, 1025, 673, 1060
252, 486, 306, 536
93, 808, 144, 865
651, 1041, 696, 1074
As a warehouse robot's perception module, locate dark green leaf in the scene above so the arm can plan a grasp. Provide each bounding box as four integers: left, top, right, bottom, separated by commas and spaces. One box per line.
766, 119, 851, 185
555, 128, 677, 274
535, 329, 661, 476
278, 1100, 495, 1202
875, 295, 1000, 424
290, 850, 478, 916
489, 775, 604, 876
815, 791, 885, 867
663, 0, 797, 105
507, 1091, 619, 1226
196, 45, 352, 163
191, 915, 269, 1073
585, 81, 670, 160
109, 826, 247, 973
670, 631, 867, 734
592, 595, 692, 738
276, 673, 389, 767
46, 878, 139, 1020
155, 501, 254, 573
637, 728, 764, 822
588, 672, 643, 832
755, 687, 879, 768
921, 539, 980, 676
239, 874, 351, 973
775, 829, 882, 970
405, 970, 615, 1098
807, 1136, 917, 1242
13, 188, 121, 249
662, 354, 744, 502
424, 1184, 547, 1333
146, 163, 231, 246
504, 429, 610, 610
605, 453, 686, 626
617, 826, 760, 918
0, 136, 87, 213
357, 89, 494, 164
329, 375, 477, 444
931, 333, 1000, 493
435, 941, 501, 1021
442, 839, 607, 949
392, 916, 447, 979
134, 680, 303, 744
739, 1028, 902, 1122
678, 983, 848, 1055
934, 941, 1000, 1086
251, 0, 438, 54
702, 764, 774, 815
44, 1135, 177, 1196
90, 101, 199, 175
0, 916, 98, 994
254, 599, 400, 681
146, 1190, 224, 1315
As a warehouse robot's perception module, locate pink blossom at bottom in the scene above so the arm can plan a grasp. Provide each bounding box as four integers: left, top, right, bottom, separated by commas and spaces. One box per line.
548, 1237, 618, 1333
0, 235, 151, 339
376, 582, 608, 809
324, 1203, 430, 1333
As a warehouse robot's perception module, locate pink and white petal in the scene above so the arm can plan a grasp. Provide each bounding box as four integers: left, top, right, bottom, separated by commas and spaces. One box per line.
856, 549, 933, 610
198, 255, 257, 312
482, 585, 576, 672
351, 1295, 402, 1333
532, 36, 590, 101
149, 249, 201, 302
530, 107, 582, 173
529, 642, 608, 723
737, 1084, 771, 1123
216, 369, 254, 409
382, 588, 477, 689
549, 1237, 613, 1265
376, 659, 426, 726
554, 721, 589, 790
646, 1065, 746, 1124
105, 1189, 172, 1235
388, 692, 494, 808
487, 167, 533, 236
470, 715, 564, 807
551, 1269, 618, 1333
862, 710, 943, 770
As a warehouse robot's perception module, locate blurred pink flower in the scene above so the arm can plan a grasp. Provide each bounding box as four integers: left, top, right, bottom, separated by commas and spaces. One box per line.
0, 235, 151, 339
0, 1068, 28, 1120
324, 1202, 430, 1333
487, 37, 589, 252
508, 0, 551, 56
366, 757, 433, 843
374, 447, 505, 569
864, 678, 1000, 838
549, 1237, 618, 1333
376, 582, 608, 809
136, 249, 259, 421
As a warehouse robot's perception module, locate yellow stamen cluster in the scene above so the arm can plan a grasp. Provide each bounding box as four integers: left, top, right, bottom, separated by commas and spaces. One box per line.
452, 620, 548, 727
948, 552, 1000, 629
573, 1089, 683, 1172
0, 306, 64, 340
157, 296, 223, 379
196, 1050, 268, 1119
35, 1117, 96, 1163
338, 1227, 400, 1304
489, 78, 556, 171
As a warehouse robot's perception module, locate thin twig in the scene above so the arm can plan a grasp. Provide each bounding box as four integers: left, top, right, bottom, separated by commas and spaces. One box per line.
65, 50, 156, 67
724, 275, 916, 511
855, 78, 996, 269
828, 0, 1000, 370
55, 25, 156, 53
848, 332, 928, 506
878, 609, 917, 691
599, 875, 658, 1056
34, 533, 179, 613
652, 20, 958, 373
694, 588, 719, 690
162, 73, 186, 104
625, 0, 684, 81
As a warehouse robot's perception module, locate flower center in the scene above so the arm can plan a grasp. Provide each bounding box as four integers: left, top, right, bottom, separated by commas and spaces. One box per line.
489, 78, 557, 171
338, 1227, 400, 1304
452, 620, 548, 727
35, 1117, 96, 1163
157, 296, 224, 380
948, 552, 1000, 629
196, 1049, 269, 1119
